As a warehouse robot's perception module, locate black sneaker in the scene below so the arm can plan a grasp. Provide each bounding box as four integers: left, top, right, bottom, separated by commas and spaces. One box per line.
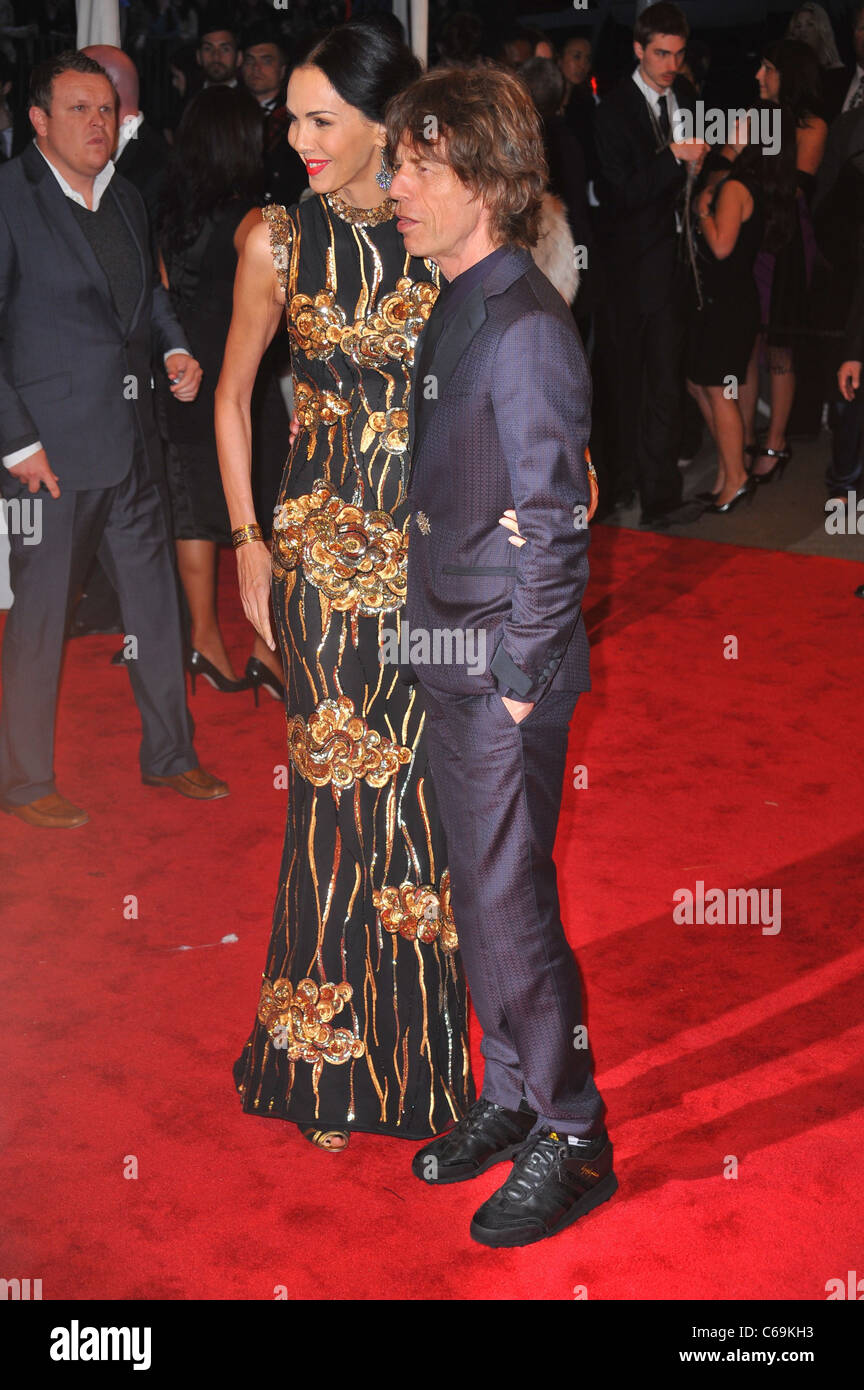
412, 1098, 537, 1185
469, 1127, 617, 1248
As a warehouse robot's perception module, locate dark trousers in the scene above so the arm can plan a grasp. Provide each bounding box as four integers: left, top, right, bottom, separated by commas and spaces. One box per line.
607, 267, 687, 517
0, 450, 197, 805
421, 684, 606, 1138
826, 393, 864, 492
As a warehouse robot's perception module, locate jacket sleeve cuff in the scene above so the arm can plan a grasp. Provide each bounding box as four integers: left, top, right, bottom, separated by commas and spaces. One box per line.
489, 640, 557, 702
3, 438, 42, 469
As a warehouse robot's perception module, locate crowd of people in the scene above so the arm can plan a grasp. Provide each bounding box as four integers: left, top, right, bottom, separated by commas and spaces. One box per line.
0, 4, 860, 793
8, 0, 863, 532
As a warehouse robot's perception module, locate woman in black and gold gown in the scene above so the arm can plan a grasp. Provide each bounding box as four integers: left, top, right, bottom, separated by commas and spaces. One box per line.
215, 21, 474, 1150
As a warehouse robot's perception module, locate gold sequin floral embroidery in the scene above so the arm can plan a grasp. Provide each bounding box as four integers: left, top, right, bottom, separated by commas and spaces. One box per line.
373, 869, 458, 950
272, 478, 407, 615
287, 693, 412, 790
262, 203, 293, 292
257, 976, 366, 1078
359, 407, 409, 455
287, 276, 438, 367
293, 381, 353, 459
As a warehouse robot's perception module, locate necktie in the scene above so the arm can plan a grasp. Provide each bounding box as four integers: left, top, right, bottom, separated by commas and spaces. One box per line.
849, 75, 864, 111
656, 92, 670, 140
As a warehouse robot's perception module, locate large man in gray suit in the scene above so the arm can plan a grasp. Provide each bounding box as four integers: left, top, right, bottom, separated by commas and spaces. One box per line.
0, 51, 226, 828
386, 65, 616, 1248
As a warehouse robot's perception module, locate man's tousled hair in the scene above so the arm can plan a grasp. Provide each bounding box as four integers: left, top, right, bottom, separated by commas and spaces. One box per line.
634, 3, 689, 48
384, 66, 547, 249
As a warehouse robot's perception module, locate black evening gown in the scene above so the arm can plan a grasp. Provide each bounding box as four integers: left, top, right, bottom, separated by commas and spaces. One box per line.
233, 192, 475, 1138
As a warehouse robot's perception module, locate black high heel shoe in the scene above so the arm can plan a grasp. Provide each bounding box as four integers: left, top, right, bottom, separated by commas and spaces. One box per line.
246, 657, 285, 705
748, 446, 791, 484
707, 478, 757, 514
188, 649, 251, 694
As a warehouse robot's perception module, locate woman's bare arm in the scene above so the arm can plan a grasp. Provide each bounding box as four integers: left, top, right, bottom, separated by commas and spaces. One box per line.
215, 216, 286, 649
696, 178, 752, 260
215, 217, 284, 527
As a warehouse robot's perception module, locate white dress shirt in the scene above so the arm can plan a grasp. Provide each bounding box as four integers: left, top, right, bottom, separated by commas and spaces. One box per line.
4, 143, 188, 471
632, 66, 681, 153
631, 67, 683, 228
842, 65, 864, 113
115, 110, 144, 162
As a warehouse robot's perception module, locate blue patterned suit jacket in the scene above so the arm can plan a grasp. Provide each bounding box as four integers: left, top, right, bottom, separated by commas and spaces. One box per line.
406, 245, 592, 703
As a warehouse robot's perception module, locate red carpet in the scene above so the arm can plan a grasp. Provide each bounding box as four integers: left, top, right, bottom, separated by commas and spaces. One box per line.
1, 525, 862, 1301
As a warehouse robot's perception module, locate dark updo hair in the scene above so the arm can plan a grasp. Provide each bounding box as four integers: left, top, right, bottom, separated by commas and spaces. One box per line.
763, 37, 824, 124
303, 18, 421, 124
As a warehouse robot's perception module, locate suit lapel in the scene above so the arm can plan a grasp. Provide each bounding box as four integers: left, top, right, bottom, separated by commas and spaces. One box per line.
626, 73, 696, 151
28, 158, 117, 323
409, 246, 533, 480
410, 284, 487, 468
629, 79, 658, 152
24, 144, 145, 333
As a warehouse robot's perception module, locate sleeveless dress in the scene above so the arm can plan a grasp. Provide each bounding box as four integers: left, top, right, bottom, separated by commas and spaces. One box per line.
687, 172, 764, 387
232, 192, 475, 1139
158, 199, 289, 543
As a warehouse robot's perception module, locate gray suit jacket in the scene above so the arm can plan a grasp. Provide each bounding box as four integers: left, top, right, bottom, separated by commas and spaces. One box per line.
406, 245, 592, 704
0, 141, 189, 491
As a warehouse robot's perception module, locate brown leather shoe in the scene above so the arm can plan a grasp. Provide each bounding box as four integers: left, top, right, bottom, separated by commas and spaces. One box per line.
1, 792, 89, 828
142, 766, 229, 800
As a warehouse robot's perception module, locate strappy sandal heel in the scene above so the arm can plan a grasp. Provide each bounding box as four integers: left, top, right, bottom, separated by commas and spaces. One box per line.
748, 445, 791, 484
299, 1125, 350, 1152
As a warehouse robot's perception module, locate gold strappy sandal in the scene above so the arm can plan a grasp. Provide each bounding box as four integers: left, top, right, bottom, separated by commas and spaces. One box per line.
299, 1126, 350, 1152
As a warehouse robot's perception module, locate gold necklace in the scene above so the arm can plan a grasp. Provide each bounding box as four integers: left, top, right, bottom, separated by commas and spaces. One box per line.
325, 191, 396, 227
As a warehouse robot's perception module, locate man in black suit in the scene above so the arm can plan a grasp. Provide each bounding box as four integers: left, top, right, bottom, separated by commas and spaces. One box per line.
836, 257, 864, 601
814, 102, 864, 500
387, 64, 615, 1249
239, 23, 307, 209
840, 1, 864, 115
594, 1, 705, 526
197, 16, 242, 90
0, 51, 227, 828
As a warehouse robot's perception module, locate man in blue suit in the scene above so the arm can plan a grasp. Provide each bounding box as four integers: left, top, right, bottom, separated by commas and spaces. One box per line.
0, 51, 227, 827
386, 65, 616, 1248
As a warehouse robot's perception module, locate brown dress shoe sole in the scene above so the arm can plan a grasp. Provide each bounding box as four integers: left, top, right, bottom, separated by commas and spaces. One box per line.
1, 798, 89, 829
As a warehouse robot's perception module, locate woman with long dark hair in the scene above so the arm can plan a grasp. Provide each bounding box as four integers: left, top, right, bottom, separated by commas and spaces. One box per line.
158, 84, 287, 696
215, 21, 477, 1151
686, 103, 798, 512
742, 38, 827, 481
